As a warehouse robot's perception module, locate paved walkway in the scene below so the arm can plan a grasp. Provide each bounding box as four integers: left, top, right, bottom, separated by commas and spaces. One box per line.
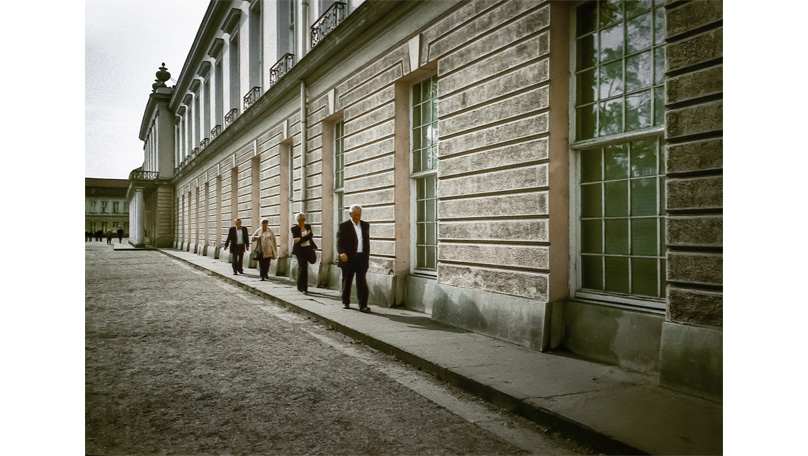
133, 246, 721, 455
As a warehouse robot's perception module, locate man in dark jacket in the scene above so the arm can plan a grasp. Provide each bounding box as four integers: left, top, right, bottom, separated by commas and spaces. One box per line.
224, 218, 250, 275
336, 204, 370, 312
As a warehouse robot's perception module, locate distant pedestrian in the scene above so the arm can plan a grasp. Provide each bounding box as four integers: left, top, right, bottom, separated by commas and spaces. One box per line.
224, 218, 249, 275
96, 230, 103, 242
85, 231, 91, 242
117, 228, 124, 243
337, 204, 370, 312
291, 213, 318, 294
251, 219, 278, 281
106, 231, 113, 245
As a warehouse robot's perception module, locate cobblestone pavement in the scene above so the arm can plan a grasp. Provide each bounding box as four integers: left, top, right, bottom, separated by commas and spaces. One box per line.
85, 243, 587, 455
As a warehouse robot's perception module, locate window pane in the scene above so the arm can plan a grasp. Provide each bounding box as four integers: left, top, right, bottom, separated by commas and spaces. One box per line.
654, 87, 664, 126
417, 246, 425, 268
581, 147, 602, 183
581, 255, 603, 289
413, 104, 421, 127
626, 51, 652, 92
599, 98, 623, 136
600, 0, 623, 28
654, 6, 665, 45
422, 80, 431, 103
625, 0, 652, 18
659, 216, 667, 254
581, 183, 602, 217
599, 23, 624, 62
417, 223, 425, 244
605, 218, 628, 254
426, 199, 436, 222
423, 101, 433, 125
659, 175, 666, 215
632, 257, 658, 296
659, 258, 667, 297
654, 47, 665, 84
578, 68, 598, 104
600, 60, 624, 99
426, 222, 436, 245
577, 105, 598, 140
426, 174, 436, 199
631, 218, 657, 255
604, 180, 628, 217
630, 177, 657, 216
577, 1, 598, 36
631, 138, 657, 177
412, 84, 421, 106
605, 256, 629, 293
416, 177, 424, 200
426, 246, 436, 270
581, 219, 603, 254
625, 91, 652, 131
626, 12, 652, 54
604, 144, 628, 180
577, 35, 598, 70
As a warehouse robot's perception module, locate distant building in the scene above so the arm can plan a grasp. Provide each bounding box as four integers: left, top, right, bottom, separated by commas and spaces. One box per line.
85, 178, 129, 237
129, 0, 723, 400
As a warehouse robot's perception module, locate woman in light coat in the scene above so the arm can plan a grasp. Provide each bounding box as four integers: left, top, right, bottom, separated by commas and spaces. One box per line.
251, 219, 278, 281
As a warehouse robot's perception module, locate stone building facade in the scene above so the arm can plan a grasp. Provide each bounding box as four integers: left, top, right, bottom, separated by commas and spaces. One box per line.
129, 0, 722, 399
86, 178, 130, 236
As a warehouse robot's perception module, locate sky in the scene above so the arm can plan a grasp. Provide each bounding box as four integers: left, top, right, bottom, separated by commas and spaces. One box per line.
85, 0, 210, 179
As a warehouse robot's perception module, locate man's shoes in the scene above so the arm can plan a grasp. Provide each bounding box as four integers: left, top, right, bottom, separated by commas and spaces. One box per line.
233, 272, 238, 275
343, 304, 350, 309
239, 269, 245, 273
359, 307, 370, 313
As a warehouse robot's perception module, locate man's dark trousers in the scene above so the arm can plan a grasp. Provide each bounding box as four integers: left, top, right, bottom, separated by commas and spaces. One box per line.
231, 244, 245, 273
341, 253, 369, 308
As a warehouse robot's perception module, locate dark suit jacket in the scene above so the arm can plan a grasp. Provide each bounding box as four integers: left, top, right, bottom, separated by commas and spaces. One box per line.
336, 219, 370, 268
225, 226, 250, 250
291, 224, 318, 255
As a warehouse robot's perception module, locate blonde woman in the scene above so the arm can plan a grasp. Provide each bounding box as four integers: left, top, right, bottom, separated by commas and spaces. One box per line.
291, 212, 318, 293
251, 219, 278, 281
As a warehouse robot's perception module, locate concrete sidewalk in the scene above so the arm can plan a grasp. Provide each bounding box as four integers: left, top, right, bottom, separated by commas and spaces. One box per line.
154, 247, 722, 455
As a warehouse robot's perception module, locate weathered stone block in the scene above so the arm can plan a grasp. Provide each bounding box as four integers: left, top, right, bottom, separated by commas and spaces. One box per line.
339, 64, 402, 110
344, 85, 395, 121
439, 30, 549, 83
667, 65, 722, 105
345, 170, 394, 193
667, 175, 722, 210
347, 137, 395, 164
344, 153, 394, 180
440, 60, 549, 116
667, 252, 722, 286
440, 164, 548, 198
440, 219, 548, 242
344, 119, 395, 151
666, 138, 722, 174
667, 28, 722, 72
440, 137, 548, 175
345, 100, 395, 134
667, 0, 723, 39
666, 101, 722, 138
439, 243, 549, 270
440, 114, 549, 157
438, 263, 549, 301
341, 188, 395, 208
439, 87, 549, 138
659, 322, 722, 400
667, 286, 723, 327
439, 191, 548, 218
667, 215, 722, 247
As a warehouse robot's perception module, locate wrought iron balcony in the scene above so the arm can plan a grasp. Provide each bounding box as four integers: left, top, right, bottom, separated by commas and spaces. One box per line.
200, 138, 210, 150
270, 53, 295, 87
211, 125, 222, 139
311, 2, 346, 48
244, 86, 261, 111
129, 170, 158, 181
225, 108, 239, 127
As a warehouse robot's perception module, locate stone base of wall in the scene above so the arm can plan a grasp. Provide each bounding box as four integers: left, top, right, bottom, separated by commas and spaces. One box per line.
560, 300, 664, 375
659, 322, 722, 402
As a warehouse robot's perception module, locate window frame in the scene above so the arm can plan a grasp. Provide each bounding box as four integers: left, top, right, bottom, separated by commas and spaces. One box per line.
569, 0, 667, 311
333, 119, 345, 263
409, 74, 439, 277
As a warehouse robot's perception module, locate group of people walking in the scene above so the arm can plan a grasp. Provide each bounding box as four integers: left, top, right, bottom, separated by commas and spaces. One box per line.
86, 228, 124, 244
223, 204, 371, 312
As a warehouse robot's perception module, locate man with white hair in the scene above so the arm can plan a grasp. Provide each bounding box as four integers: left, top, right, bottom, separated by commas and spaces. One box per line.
336, 204, 370, 312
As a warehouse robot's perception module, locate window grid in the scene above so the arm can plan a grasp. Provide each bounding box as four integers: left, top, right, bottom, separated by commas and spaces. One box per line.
575, 0, 666, 141
412, 75, 438, 272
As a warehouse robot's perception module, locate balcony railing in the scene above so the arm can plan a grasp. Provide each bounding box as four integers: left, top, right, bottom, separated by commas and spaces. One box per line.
211, 125, 222, 139
225, 108, 239, 127
129, 170, 158, 181
192, 147, 200, 158
244, 86, 261, 111
270, 53, 295, 87
311, 2, 346, 48
200, 138, 210, 150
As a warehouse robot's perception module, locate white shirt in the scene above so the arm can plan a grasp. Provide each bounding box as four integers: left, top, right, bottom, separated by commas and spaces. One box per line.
301, 229, 310, 247
353, 221, 363, 253
236, 228, 244, 245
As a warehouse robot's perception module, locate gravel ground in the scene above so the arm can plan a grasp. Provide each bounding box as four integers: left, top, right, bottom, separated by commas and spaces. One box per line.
86, 244, 582, 455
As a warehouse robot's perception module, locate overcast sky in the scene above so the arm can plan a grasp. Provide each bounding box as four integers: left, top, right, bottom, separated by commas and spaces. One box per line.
85, 0, 209, 179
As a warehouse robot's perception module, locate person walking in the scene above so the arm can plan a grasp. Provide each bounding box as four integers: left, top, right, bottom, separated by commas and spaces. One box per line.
251, 219, 278, 281
291, 213, 318, 294
117, 228, 124, 243
224, 218, 250, 275
336, 204, 370, 312
106, 230, 113, 245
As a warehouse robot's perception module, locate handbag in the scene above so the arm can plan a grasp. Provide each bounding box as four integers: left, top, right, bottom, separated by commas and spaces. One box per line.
251, 239, 262, 261
306, 247, 317, 264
